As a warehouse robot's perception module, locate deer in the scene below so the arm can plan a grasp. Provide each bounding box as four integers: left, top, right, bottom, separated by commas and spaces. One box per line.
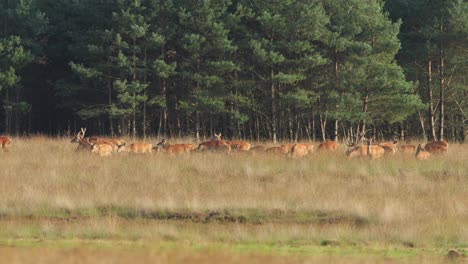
91, 143, 113, 157
155, 139, 195, 155
71, 128, 125, 152
88, 136, 126, 152
290, 143, 314, 158
250, 145, 266, 152
378, 139, 398, 155
210, 133, 250, 152
125, 143, 153, 154
424, 140, 448, 154
71, 128, 94, 151
265, 146, 287, 154
398, 144, 417, 154
264, 143, 293, 155
345, 133, 384, 159
197, 133, 231, 154
415, 144, 431, 160
317, 140, 338, 151
0, 136, 12, 152
280, 143, 295, 154
226, 140, 251, 151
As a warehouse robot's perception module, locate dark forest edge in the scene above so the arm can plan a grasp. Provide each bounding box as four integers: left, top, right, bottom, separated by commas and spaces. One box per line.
0, 0, 467, 143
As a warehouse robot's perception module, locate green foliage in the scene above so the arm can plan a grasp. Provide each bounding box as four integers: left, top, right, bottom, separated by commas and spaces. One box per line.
0, 0, 465, 140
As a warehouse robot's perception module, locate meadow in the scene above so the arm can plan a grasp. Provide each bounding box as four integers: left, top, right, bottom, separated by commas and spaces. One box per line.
0, 137, 466, 263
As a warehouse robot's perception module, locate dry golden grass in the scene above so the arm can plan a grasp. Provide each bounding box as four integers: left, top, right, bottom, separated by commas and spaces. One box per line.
0, 136, 466, 263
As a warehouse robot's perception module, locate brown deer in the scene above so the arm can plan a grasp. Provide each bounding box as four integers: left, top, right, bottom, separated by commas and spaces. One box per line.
424, 140, 448, 154
250, 145, 266, 152
265, 146, 286, 154
280, 143, 295, 154
415, 144, 431, 160
317, 140, 338, 151
0, 136, 11, 152
71, 128, 125, 152
156, 139, 195, 155
398, 144, 417, 154
197, 133, 231, 154
71, 128, 93, 151
88, 136, 126, 151
126, 143, 153, 154
226, 140, 251, 151
378, 140, 398, 155
91, 143, 113, 157
290, 143, 314, 158
347, 140, 384, 159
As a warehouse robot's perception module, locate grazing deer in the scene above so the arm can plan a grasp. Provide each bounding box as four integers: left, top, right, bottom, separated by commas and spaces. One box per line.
265, 146, 287, 154
156, 139, 194, 155
424, 140, 448, 154
415, 144, 431, 160
317, 140, 338, 151
250, 145, 266, 152
346, 139, 385, 159
378, 140, 398, 155
290, 143, 314, 158
226, 140, 251, 151
280, 143, 294, 154
197, 133, 231, 154
398, 144, 416, 154
91, 143, 113, 157
88, 136, 126, 151
71, 128, 125, 152
0, 136, 11, 152
126, 143, 153, 154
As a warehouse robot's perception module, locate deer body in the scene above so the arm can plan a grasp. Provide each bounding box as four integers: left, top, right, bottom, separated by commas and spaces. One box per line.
318, 140, 338, 151
378, 140, 398, 155
0, 136, 12, 152
226, 140, 251, 151
156, 139, 194, 155
424, 141, 448, 154
415, 144, 431, 160
91, 143, 113, 157
265, 146, 287, 154
398, 144, 416, 154
127, 143, 153, 154
346, 139, 385, 159
290, 143, 314, 158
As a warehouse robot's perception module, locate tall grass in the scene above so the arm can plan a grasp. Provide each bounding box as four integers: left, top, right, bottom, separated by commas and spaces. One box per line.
0, 137, 466, 253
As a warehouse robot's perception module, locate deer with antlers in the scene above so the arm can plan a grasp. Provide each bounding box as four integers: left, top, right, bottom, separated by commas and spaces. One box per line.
71, 128, 126, 152
345, 132, 385, 159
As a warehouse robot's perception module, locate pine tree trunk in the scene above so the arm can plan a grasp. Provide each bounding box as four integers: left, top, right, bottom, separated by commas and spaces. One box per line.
418, 111, 427, 141
438, 44, 445, 141
4, 88, 10, 134
334, 120, 338, 142
108, 77, 114, 136
427, 60, 437, 141
361, 92, 368, 137
15, 85, 20, 135
319, 114, 326, 141
271, 68, 277, 143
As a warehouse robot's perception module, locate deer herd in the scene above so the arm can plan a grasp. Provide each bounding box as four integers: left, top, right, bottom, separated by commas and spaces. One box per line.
0, 128, 451, 160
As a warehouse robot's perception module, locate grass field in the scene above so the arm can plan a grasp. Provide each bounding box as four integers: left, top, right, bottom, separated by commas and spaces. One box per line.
0, 137, 466, 263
